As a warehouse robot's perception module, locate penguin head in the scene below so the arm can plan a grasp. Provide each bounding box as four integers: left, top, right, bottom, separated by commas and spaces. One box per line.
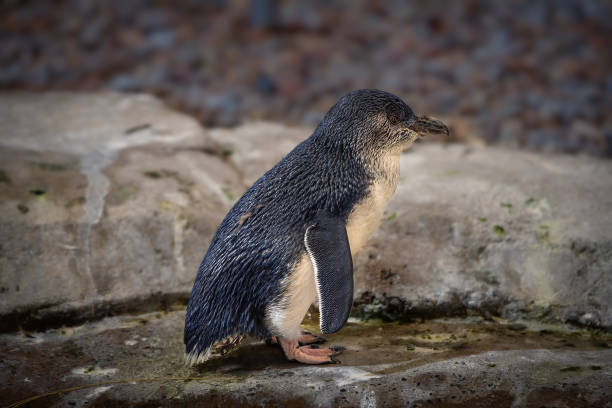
316, 89, 449, 156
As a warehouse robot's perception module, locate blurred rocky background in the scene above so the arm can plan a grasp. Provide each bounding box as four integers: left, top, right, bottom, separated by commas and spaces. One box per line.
1, 0, 611, 155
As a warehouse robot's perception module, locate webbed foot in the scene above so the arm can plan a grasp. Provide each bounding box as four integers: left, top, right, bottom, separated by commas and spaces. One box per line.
266, 330, 326, 346
276, 337, 343, 364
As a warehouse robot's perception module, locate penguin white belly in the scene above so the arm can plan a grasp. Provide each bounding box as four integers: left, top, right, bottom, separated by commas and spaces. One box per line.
267, 254, 317, 340
346, 153, 400, 256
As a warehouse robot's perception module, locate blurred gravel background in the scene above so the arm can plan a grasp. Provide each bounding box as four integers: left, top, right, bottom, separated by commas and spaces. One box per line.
1, 0, 611, 156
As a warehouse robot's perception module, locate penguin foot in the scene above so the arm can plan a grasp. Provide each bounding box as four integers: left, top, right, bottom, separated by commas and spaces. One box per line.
266, 331, 326, 347
277, 337, 343, 364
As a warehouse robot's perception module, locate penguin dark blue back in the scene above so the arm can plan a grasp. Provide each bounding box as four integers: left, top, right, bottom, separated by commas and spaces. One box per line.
184, 89, 449, 365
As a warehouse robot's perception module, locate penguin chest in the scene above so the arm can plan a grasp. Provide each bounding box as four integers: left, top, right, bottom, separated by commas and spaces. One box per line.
346, 153, 400, 256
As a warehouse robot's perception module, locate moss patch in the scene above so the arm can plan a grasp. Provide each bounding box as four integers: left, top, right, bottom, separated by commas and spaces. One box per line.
108, 185, 139, 205
493, 225, 505, 236
0, 169, 10, 184
476, 270, 500, 285
221, 187, 236, 201
65, 196, 86, 208
559, 366, 581, 372
221, 146, 234, 159
29, 188, 46, 196
33, 162, 68, 171
144, 170, 178, 179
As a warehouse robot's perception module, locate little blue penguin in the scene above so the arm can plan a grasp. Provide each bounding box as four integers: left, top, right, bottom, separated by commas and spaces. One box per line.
184, 89, 449, 365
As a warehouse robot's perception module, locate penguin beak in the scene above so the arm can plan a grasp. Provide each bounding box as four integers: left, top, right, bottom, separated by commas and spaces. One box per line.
408, 116, 450, 138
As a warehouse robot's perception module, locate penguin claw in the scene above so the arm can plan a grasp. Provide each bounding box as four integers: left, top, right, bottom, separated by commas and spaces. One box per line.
309, 344, 344, 354
298, 331, 327, 346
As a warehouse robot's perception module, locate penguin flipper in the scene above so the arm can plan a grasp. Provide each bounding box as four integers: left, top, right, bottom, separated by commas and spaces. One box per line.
304, 214, 353, 335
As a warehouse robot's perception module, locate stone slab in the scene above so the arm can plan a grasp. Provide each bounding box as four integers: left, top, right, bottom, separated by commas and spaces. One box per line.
1, 93, 611, 335
0, 92, 245, 332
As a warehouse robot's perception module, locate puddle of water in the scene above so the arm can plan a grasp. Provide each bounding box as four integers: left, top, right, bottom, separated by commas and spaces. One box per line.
70, 366, 118, 377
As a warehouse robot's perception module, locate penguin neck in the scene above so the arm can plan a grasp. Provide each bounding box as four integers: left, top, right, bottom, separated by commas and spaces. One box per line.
310, 126, 402, 189
364, 146, 402, 189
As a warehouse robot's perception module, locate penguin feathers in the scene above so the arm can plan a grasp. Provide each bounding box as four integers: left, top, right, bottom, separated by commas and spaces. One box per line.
304, 214, 354, 334
184, 136, 371, 362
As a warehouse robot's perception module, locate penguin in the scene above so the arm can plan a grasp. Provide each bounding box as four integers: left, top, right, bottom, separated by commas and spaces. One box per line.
184, 89, 449, 365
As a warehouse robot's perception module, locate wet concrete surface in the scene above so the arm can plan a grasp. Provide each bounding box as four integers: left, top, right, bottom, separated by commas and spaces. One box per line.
2, 308, 611, 407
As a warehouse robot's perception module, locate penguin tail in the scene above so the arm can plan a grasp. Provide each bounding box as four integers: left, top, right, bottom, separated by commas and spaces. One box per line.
184, 347, 212, 366
184, 333, 246, 366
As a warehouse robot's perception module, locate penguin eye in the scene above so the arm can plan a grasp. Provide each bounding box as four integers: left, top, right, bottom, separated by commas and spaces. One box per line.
385, 103, 405, 125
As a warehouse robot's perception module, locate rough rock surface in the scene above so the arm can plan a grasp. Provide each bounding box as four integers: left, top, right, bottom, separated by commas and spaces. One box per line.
2, 310, 611, 408
0, 92, 244, 332
361, 144, 612, 329
2, 93, 612, 333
